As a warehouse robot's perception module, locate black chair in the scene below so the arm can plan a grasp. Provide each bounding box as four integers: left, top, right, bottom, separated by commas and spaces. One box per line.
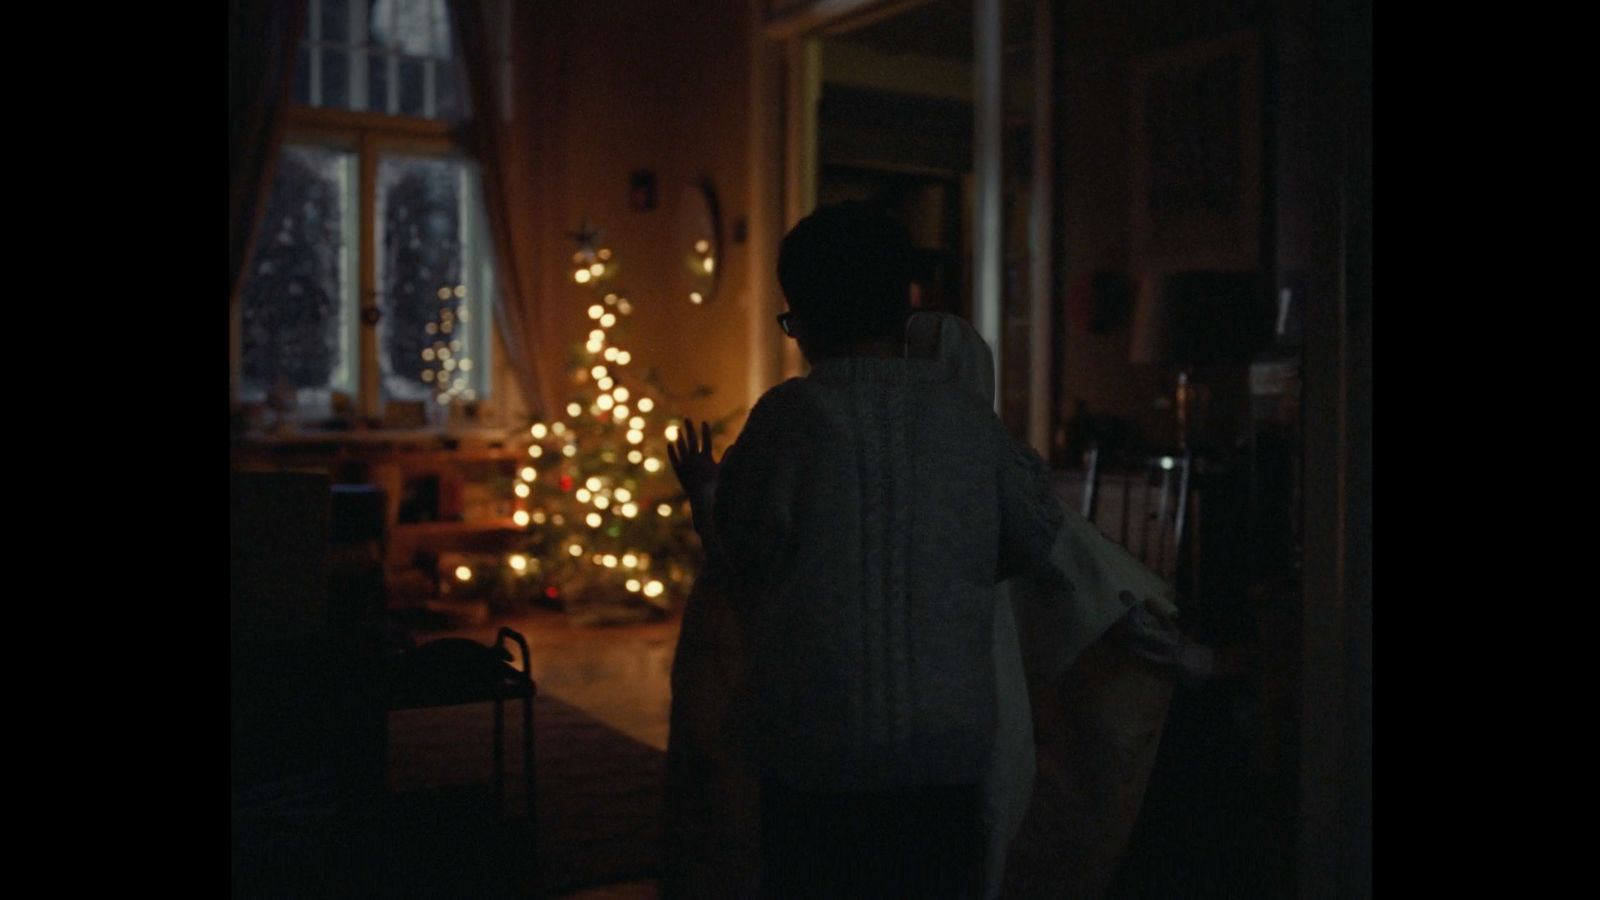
383, 627, 538, 827
1081, 444, 1196, 594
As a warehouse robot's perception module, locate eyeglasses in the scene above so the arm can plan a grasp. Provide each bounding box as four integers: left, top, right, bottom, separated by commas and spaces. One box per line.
776, 311, 798, 338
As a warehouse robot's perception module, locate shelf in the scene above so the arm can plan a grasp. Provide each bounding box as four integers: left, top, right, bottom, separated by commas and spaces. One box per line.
392, 519, 523, 535
231, 429, 526, 461
237, 427, 521, 445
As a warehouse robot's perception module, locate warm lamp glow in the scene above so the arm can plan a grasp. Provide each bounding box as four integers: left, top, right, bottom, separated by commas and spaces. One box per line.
455, 565, 473, 582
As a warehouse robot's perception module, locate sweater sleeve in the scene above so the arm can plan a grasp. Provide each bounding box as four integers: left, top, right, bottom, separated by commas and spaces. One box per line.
710, 387, 798, 596
996, 433, 1070, 590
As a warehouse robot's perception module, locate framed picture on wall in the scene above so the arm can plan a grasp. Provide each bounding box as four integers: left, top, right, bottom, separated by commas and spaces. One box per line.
1131, 30, 1262, 271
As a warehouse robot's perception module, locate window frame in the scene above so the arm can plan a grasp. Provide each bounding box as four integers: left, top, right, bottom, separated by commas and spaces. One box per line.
235, 86, 499, 428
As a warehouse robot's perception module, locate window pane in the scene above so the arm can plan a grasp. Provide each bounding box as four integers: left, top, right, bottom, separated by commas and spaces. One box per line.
367, 53, 392, 114
296, 0, 461, 120
370, 0, 449, 57
321, 48, 350, 109
398, 57, 426, 118
320, 0, 351, 43
241, 145, 357, 410
366, 0, 394, 49
435, 60, 463, 120
377, 156, 488, 405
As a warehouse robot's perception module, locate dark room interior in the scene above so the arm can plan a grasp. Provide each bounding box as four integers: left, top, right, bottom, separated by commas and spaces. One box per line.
230, 1, 1371, 897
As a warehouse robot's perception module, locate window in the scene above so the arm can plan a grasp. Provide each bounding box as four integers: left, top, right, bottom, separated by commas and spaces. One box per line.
239, 0, 494, 419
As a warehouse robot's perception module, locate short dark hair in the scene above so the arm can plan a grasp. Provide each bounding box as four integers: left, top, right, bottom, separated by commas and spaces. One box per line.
776, 201, 914, 345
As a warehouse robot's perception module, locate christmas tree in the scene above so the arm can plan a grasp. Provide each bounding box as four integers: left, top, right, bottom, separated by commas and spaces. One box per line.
500, 224, 704, 623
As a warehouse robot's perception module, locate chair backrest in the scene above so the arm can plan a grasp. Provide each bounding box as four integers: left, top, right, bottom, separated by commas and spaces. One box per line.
1080, 444, 1194, 590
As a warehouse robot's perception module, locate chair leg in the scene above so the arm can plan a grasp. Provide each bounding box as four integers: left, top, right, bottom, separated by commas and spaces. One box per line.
523, 693, 537, 883
493, 698, 506, 818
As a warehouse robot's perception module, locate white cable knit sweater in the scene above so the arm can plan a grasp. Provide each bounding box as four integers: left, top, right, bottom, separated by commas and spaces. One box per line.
713, 356, 1066, 793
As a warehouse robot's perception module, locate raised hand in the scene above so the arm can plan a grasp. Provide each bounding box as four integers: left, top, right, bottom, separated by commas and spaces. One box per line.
667, 417, 719, 501
1118, 591, 1186, 667
1117, 591, 1220, 680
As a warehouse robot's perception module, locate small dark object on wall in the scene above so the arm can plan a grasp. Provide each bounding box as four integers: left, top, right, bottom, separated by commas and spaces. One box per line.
732, 215, 748, 244
361, 306, 382, 326
630, 170, 657, 211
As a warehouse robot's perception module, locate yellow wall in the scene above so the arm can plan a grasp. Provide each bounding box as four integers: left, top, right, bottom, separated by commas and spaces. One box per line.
519, 0, 766, 439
